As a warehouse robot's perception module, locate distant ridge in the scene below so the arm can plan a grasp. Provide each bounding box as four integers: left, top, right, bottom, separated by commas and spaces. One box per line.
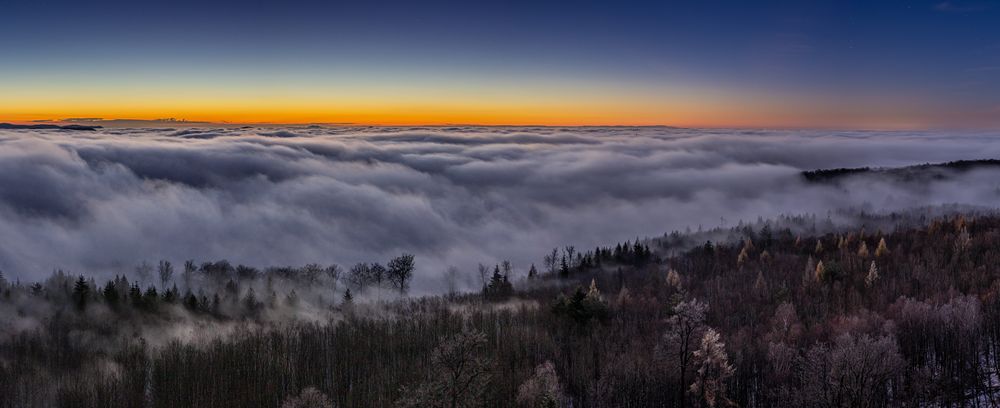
0, 123, 101, 131
803, 159, 1000, 182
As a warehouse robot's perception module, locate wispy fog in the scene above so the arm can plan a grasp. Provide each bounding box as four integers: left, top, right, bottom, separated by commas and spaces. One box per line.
1, 126, 999, 292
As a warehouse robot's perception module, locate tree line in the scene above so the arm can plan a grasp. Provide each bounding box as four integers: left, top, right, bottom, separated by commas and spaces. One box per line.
3, 212, 1000, 406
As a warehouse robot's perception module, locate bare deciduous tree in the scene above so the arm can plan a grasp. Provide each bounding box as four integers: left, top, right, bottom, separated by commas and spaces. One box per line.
397, 328, 491, 408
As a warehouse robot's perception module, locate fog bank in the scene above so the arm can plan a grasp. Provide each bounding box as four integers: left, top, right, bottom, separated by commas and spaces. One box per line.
1, 126, 999, 292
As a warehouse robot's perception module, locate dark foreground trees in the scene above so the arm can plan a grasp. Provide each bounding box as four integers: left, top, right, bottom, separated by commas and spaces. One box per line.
6, 212, 1000, 406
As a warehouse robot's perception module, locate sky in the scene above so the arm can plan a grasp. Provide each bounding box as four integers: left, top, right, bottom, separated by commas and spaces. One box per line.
1, 0, 999, 128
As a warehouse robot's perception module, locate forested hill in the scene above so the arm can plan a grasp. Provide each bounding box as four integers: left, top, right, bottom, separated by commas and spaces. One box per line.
4, 212, 1000, 406
802, 159, 1000, 183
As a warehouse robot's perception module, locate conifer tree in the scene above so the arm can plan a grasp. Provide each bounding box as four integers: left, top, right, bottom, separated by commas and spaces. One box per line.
814, 261, 826, 283
875, 237, 890, 257
72, 276, 90, 311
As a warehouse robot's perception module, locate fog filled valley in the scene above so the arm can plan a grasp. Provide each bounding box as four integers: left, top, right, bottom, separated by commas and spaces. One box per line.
5, 127, 1000, 407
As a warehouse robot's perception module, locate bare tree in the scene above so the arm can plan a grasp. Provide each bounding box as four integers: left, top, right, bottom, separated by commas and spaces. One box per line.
158, 260, 174, 290
370, 262, 386, 301
397, 328, 491, 408
349, 263, 371, 293
563, 246, 576, 268
796, 334, 904, 408
302, 263, 324, 285
135, 261, 153, 285
324, 264, 342, 294
477, 264, 489, 290
543, 248, 559, 275
387, 254, 415, 294
182, 260, 196, 291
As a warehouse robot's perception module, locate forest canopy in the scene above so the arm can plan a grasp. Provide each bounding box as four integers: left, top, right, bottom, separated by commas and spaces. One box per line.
4, 210, 1000, 407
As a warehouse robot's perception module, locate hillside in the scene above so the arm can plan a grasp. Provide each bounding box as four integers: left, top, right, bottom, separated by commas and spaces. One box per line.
3, 211, 1000, 407
802, 159, 1000, 183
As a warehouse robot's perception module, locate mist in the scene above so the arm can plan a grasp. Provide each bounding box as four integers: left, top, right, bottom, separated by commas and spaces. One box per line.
2, 126, 1000, 292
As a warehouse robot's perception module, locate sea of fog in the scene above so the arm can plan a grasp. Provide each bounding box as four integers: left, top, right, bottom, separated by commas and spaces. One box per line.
2, 126, 1000, 293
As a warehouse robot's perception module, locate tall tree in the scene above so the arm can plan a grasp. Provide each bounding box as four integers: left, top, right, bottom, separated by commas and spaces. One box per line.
72, 276, 90, 311
387, 254, 415, 293
690, 328, 734, 408
397, 328, 491, 408
158, 260, 174, 290
659, 299, 708, 407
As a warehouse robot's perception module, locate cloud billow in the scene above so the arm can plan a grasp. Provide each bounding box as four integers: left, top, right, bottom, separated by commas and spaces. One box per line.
1, 126, 999, 293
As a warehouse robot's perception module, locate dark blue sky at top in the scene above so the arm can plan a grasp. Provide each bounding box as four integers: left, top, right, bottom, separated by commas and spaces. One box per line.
2, 0, 999, 124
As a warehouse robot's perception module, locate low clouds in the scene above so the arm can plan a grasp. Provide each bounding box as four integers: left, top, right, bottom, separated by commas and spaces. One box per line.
1, 127, 1000, 292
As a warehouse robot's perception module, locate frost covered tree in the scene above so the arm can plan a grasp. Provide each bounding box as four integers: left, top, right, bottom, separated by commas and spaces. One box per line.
658, 299, 708, 406
281, 387, 334, 408
690, 328, 734, 408
516, 361, 565, 408
667, 268, 682, 289
865, 261, 879, 287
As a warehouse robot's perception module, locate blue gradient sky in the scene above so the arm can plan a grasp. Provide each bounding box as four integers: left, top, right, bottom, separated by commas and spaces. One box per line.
2, 0, 999, 127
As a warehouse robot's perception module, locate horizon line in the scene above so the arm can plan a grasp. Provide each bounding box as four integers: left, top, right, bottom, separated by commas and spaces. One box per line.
4, 118, 996, 132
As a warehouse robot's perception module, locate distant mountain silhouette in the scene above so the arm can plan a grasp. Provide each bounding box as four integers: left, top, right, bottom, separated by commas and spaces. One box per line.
0, 123, 102, 131
803, 159, 1000, 183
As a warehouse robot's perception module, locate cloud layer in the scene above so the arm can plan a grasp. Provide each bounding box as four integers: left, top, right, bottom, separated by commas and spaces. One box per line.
2, 126, 1000, 292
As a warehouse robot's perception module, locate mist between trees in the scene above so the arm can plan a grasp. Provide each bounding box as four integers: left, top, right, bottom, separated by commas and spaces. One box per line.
4, 208, 1000, 407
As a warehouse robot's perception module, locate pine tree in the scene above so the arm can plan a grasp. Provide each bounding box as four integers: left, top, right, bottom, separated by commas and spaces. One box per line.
103, 281, 120, 309
857, 241, 869, 258
342, 288, 353, 305
72, 276, 90, 311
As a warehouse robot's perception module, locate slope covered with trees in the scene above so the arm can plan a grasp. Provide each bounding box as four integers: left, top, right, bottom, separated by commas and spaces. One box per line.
3, 212, 1000, 407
